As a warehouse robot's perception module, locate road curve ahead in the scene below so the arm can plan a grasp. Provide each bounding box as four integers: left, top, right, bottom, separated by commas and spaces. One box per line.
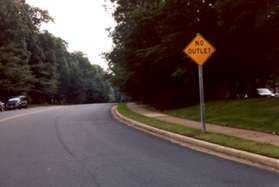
0, 104, 278, 187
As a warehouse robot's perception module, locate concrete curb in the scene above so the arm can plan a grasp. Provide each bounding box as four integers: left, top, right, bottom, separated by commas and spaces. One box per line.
111, 105, 279, 173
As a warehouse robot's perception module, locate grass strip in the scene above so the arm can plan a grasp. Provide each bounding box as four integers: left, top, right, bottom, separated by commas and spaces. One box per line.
118, 103, 279, 159
166, 98, 279, 134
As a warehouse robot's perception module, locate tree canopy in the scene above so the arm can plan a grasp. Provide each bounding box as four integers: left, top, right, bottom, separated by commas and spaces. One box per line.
107, 0, 279, 109
0, 0, 113, 104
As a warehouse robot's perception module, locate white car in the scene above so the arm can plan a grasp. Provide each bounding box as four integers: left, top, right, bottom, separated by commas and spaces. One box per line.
256, 88, 275, 97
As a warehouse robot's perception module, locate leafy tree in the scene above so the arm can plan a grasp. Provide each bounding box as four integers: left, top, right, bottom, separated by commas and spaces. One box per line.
107, 0, 279, 109
28, 31, 59, 103
0, 0, 113, 104
0, 0, 35, 99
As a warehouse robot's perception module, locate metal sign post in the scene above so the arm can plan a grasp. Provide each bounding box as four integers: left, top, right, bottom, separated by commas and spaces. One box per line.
198, 65, 206, 132
183, 33, 216, 132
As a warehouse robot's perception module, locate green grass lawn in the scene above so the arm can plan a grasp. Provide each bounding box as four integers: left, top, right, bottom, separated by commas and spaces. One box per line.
166, 98, 279, 134
117, 103, 279, 159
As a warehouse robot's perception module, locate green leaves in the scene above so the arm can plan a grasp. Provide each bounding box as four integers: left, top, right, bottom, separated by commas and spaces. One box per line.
108, 0, 279, 109
0, 0, 112, 104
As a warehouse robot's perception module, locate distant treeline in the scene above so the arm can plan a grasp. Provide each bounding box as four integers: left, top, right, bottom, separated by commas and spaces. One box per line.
0, 0, 113, 104
107, 0, 279, 109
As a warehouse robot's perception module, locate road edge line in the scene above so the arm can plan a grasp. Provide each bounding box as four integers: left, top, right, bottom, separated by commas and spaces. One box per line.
111, 105, 279, 173
0, 106, 63, 123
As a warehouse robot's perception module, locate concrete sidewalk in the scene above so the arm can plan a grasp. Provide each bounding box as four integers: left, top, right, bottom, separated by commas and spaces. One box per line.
127, 103, 279, 147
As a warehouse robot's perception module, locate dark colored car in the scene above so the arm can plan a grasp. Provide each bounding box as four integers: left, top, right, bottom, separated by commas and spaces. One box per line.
6, 96, 28, 110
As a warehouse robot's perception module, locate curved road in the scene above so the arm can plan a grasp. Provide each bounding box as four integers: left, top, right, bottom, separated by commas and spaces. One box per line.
0, 104, 278, 187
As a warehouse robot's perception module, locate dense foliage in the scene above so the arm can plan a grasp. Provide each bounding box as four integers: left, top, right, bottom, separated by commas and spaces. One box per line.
107, 0, 279, 109
0, 0, 113, 104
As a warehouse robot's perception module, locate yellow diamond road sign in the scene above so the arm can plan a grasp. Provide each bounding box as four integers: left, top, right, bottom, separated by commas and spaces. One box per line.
183, 33, 216, 65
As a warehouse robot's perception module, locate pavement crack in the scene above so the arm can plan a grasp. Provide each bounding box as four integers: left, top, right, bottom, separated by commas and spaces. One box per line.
54, 115, 76, 158
53, 111, 101, 187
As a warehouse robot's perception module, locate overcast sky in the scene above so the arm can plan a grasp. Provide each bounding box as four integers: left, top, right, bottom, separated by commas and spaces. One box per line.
26, 0, 116, 69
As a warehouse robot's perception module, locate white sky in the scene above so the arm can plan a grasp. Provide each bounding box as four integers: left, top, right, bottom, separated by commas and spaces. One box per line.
26, 0, 116, 70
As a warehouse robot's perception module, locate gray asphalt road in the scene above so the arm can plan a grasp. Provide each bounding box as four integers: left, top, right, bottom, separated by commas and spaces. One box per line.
0, 104, 278, 187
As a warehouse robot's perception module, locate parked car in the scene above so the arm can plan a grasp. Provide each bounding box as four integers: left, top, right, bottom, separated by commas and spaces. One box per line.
6, 96, 28, 110
256, 88, 275, 97
0, 101, 4, 112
